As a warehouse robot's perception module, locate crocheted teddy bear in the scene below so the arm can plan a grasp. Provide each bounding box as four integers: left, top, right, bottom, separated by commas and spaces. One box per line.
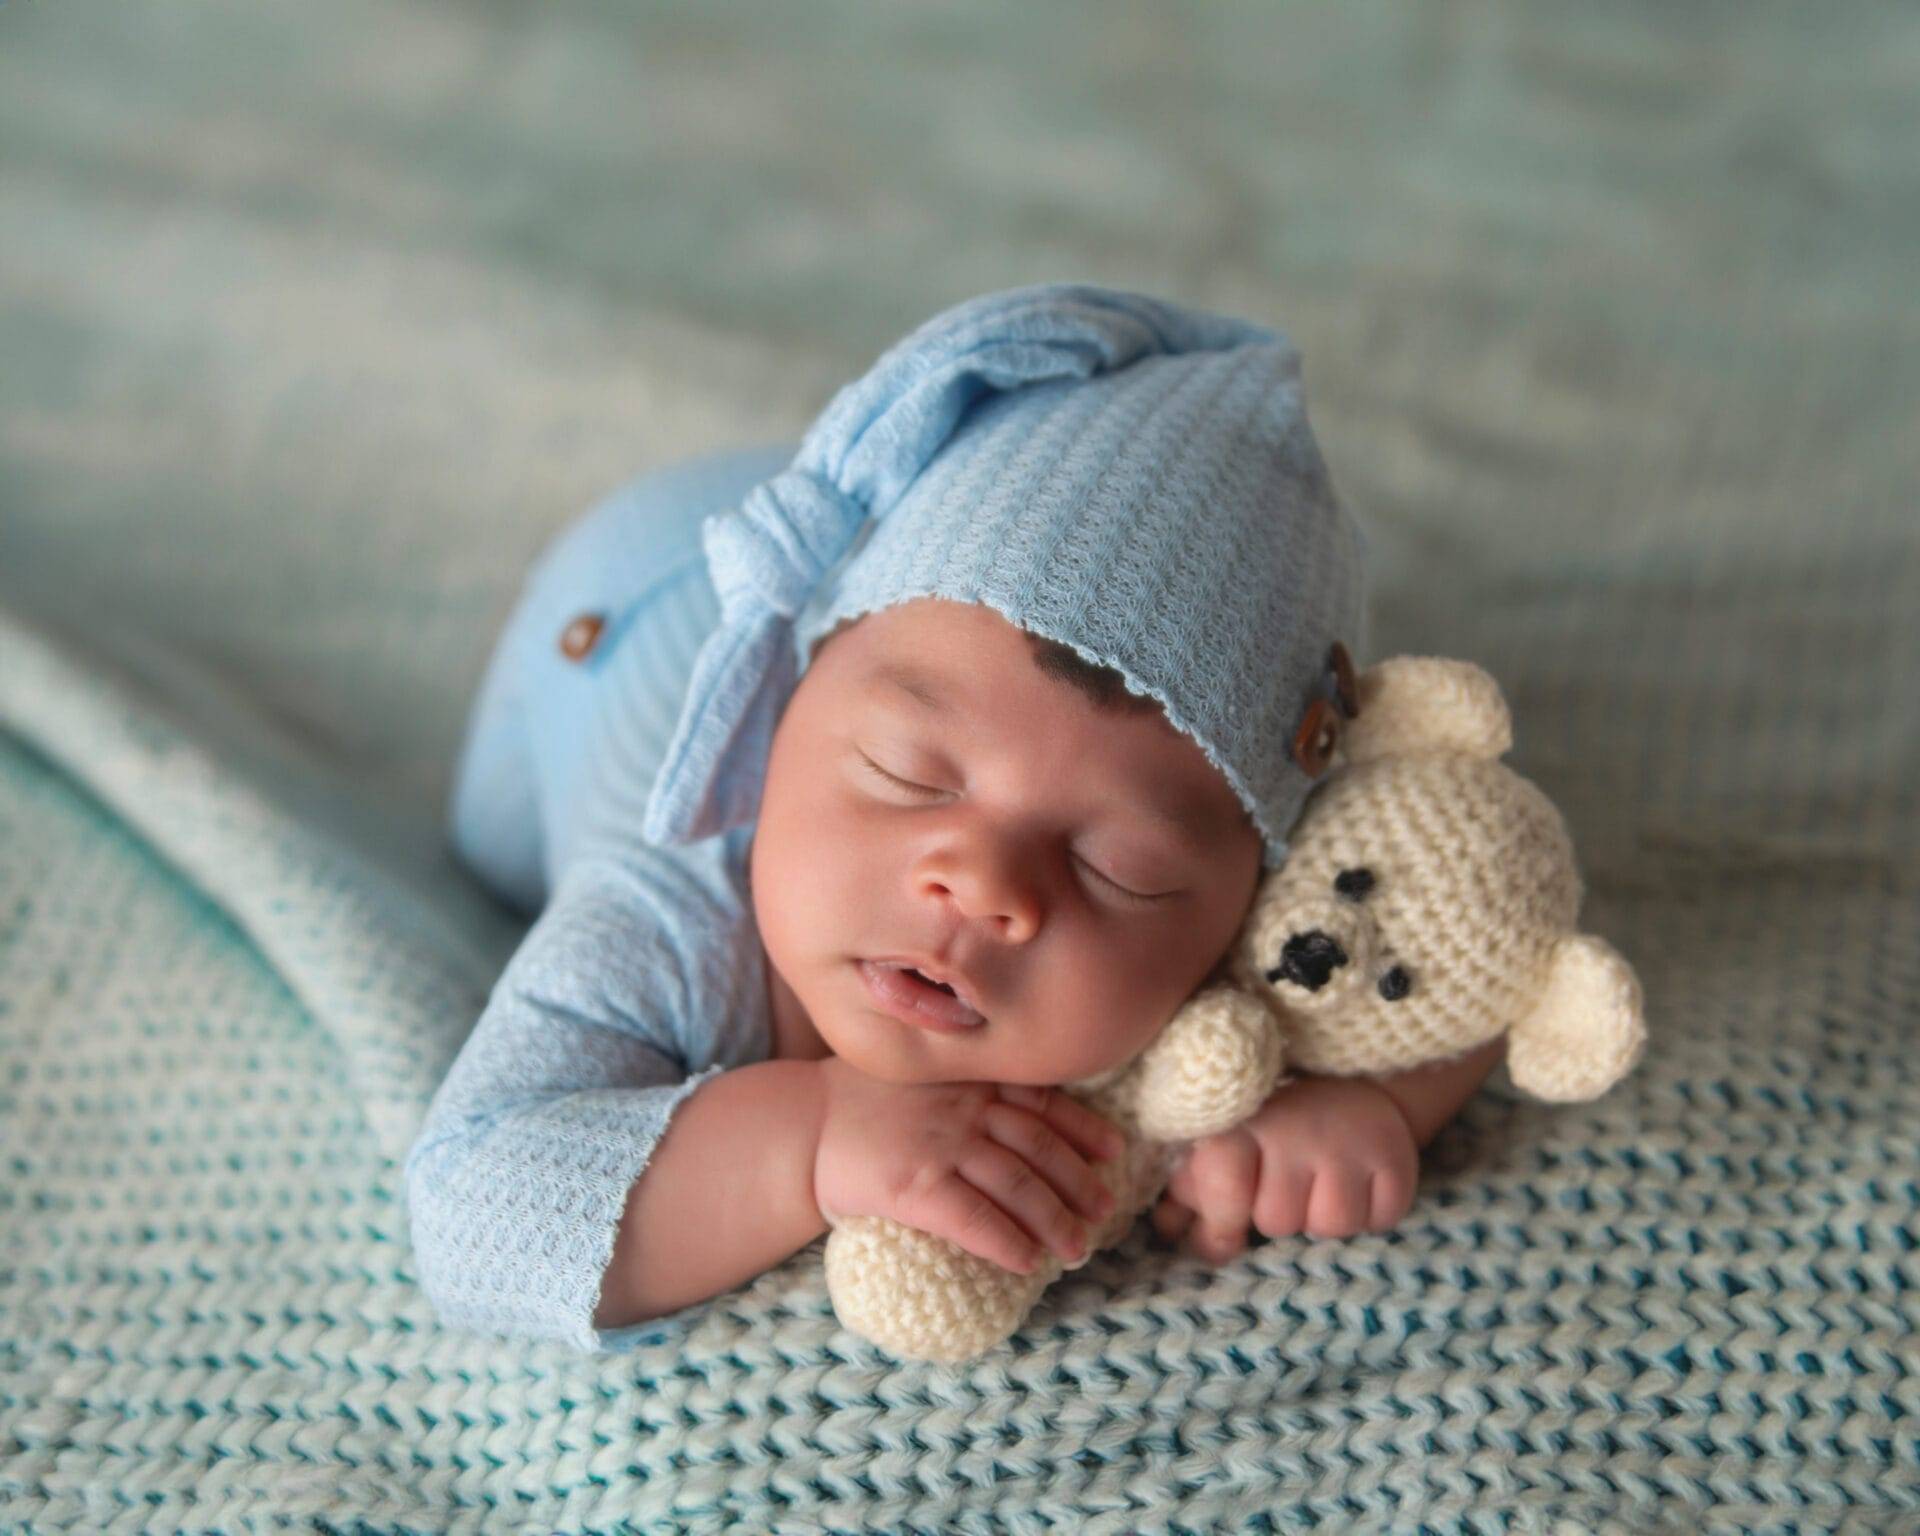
822, 654, 1647, 1362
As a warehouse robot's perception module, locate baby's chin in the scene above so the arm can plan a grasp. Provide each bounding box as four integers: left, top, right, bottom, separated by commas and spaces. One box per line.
821, 1011, 985, 1084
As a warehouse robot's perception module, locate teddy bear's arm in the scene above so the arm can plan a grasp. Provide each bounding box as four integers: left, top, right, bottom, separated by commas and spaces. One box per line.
1130, 985, 1287, 1142
1506, 934, 1647, 1101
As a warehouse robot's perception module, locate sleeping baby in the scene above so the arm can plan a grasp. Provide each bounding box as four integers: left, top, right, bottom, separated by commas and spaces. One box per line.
403, 282, 1504, 1353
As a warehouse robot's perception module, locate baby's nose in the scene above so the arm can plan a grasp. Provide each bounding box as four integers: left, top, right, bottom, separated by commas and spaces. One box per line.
1268, 930, 1349, 992
918, 853, 1042, 944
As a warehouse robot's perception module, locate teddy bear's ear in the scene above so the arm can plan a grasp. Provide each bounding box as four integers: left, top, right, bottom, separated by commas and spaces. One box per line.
1505, 933, 1647, 1102
1339, 656, 1513, 766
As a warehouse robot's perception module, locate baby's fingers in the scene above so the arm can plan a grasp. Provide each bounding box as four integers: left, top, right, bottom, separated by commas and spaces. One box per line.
1367, 1166, 1417, 1232
1176, 1135, 1260, 1264
960, 1135, 1098, 1263
1185, 1205, 1251, 1264
981, 1102, 1114, 1225
1303, 1167, 1374, 1240
998, 1083, 1127, 1164
1151, 1195, 1194, 1247
1253, 1161, 1316, 1239
910, 1170, 1048, 1276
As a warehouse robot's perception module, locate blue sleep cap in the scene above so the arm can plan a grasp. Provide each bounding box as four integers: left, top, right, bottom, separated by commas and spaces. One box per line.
642, 281, 1368, 868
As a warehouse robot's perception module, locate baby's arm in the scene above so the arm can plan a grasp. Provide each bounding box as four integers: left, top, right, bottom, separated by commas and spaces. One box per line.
1150, 1037, 1505, 1261
404, 855, 801, 1351
594, 1058, 826, 1327
1370, 1035, 1508, 1148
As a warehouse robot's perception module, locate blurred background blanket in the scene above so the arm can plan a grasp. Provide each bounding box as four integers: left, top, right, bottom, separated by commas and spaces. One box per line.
2, 3, 1916, 1531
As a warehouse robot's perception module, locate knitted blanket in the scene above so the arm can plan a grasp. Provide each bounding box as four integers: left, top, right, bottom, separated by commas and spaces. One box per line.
3, 2, 1916, 1531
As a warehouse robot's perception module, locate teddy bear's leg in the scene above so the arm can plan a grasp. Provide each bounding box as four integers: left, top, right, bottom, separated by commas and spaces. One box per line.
824, 1141, 1174, 1362
825, 1217, 1052, 1362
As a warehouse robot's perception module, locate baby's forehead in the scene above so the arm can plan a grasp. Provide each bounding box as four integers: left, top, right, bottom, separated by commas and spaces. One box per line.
830, 599, 1259, 842
922, 669, 1252, 841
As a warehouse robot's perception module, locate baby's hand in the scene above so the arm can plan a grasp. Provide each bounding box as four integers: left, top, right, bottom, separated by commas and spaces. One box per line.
1150, 1075, 1418, 1263
812, 1058, 1126, 1275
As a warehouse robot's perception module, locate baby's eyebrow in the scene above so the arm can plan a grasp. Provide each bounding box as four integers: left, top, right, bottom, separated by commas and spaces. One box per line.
870, 661, 950, 715
863, 660, 1223, 855
1112, 780, 1225, 857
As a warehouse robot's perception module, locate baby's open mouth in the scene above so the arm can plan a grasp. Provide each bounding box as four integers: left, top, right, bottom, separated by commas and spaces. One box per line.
859, 960, 987, 1029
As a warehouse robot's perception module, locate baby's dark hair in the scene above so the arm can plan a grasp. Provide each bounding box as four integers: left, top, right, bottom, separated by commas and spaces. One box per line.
1024, 632, 1162, 717
809, 610, 1161, 718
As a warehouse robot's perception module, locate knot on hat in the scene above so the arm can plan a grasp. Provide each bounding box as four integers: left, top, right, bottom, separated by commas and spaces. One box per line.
705, 467, 868, 624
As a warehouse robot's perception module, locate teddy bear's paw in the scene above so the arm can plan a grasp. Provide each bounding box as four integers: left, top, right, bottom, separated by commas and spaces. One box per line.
1132, 986, 1286, 1142
823, 1216, 1051, 1363
1506, 932, 1648, 1102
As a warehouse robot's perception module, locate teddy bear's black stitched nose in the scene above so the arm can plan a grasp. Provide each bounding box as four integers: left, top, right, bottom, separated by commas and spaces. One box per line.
1267, 930, 1349, 991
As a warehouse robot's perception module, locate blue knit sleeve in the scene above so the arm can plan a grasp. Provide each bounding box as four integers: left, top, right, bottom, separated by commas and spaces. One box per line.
402, 848, 765, 1354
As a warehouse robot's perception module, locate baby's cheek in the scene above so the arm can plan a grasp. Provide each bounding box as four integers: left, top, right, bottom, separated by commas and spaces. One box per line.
1059, 943, 1180, 1069
750, 820, 870, 978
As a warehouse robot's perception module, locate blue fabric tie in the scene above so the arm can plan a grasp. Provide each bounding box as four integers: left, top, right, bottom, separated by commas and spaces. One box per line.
640, 467, 867, 843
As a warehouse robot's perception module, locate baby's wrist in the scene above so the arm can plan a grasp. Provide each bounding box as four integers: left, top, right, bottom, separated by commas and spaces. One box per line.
798, 1057, 840, 1224
1357, 1075, 1422, 1150
1365, 1037, 1507, 1149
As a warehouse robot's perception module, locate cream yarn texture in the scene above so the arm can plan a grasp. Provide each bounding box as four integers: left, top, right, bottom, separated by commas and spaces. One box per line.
1231, 655, 1648, 1099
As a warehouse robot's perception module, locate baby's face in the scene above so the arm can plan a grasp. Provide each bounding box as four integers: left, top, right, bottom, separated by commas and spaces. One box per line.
749, 597, 1262, 1086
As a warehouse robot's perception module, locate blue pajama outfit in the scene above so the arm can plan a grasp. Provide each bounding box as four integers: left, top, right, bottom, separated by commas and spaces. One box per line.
404, 285, 1368, 1356
403, 444, 797, 1354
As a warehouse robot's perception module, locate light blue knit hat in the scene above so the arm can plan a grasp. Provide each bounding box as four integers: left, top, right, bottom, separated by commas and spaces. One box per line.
642, 282, 1368, 869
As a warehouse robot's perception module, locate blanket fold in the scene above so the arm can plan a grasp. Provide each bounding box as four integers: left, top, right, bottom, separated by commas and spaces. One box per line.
0, 598, 511, 1165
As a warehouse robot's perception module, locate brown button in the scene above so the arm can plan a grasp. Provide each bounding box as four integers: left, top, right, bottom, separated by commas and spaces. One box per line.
559, 612, 606, 661
1328, 641, 1359, 718
1292, 696, 1341, 777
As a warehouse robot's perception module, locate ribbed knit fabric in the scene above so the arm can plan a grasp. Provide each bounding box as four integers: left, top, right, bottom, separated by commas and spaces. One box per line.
646, 283, 1369, 870
406, 449, 788, 1353
9, 569, 1920, 1529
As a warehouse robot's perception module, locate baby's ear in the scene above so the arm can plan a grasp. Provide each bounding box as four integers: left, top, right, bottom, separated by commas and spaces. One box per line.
1506, 934, 1647, 1101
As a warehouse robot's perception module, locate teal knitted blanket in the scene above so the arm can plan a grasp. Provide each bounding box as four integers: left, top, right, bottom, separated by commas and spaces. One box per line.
4, 1, 1917, 1530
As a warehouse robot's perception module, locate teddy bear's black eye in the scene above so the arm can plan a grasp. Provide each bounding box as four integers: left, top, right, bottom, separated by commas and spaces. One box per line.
1333, 868, 1375, 901
1379, 965, 1413, 1001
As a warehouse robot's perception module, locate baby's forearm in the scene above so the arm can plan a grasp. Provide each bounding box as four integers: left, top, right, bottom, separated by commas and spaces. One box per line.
594, 1059, 827, 1328
1368, 1036, 1506, 1148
